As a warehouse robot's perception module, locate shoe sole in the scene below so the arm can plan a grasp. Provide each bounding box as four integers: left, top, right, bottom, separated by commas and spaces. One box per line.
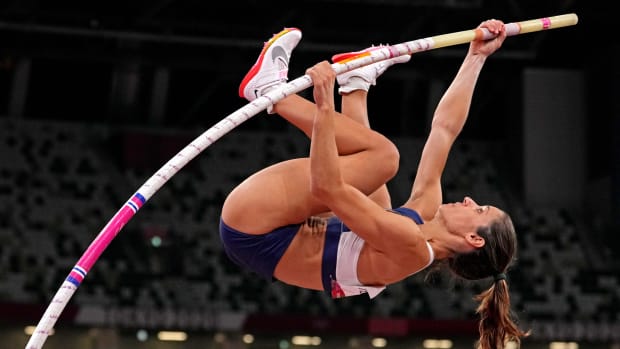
332, 46, 383, 64
238, 27, 301, 99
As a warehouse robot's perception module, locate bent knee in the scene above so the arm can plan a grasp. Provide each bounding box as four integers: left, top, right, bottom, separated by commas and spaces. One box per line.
376, 134, 400, 180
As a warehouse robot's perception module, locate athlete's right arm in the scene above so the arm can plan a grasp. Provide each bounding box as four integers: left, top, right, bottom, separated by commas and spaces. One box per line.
403, 19, 506, 220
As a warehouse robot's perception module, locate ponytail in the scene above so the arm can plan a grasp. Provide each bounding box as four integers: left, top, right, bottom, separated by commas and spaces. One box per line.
447, 212, 530, 348
474, 278, 530, 349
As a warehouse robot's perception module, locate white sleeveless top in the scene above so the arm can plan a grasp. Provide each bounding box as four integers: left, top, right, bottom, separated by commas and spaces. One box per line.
333, 230, 435, 299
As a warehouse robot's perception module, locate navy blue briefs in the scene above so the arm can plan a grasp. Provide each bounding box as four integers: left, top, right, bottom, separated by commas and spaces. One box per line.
219, 218, 300, 281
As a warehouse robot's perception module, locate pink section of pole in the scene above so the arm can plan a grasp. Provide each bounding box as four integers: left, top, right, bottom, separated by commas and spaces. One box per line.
77, 206, 136, 271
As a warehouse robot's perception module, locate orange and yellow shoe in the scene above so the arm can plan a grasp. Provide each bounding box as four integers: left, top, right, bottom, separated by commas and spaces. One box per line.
239, 27, 302, 101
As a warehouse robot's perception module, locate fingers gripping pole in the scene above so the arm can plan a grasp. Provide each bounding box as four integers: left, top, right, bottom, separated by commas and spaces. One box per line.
26, 13, 577, 349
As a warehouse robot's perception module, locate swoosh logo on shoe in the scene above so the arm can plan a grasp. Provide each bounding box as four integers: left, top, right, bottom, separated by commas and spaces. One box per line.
271, 46, 289, 70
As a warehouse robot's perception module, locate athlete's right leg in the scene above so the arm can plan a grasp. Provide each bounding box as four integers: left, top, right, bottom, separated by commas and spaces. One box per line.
223, 28, 400, 234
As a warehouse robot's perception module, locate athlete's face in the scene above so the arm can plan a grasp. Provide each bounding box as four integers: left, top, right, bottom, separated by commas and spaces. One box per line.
438, 196, 504, 238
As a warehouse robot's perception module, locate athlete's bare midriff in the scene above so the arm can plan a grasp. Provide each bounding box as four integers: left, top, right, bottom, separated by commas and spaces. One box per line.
274, 217, 326, 290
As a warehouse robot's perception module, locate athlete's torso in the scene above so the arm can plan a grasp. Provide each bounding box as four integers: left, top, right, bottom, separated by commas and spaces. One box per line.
274, 209, 426, 291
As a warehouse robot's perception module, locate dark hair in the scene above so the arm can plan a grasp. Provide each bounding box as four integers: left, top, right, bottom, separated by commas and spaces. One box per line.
447, 212, 530, 349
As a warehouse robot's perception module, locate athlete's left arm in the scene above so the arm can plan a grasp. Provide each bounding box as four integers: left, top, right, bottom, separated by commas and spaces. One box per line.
321, 182, 431, 266
307, 61, 429, 264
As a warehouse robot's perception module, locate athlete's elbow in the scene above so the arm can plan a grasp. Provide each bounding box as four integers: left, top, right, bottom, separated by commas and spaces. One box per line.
431, 116, 463, 139
310, 176, 336, 202
311, 175, 349, 207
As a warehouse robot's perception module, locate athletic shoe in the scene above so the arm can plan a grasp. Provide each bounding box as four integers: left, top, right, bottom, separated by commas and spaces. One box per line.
239, 27, 302, 101
332, 45, 411, 94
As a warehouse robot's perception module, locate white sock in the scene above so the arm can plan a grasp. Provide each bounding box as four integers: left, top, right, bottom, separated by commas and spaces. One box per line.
338, 76, 372, 95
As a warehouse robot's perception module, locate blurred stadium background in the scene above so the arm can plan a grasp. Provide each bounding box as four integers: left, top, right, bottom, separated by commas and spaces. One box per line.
0, 1, 618, 348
